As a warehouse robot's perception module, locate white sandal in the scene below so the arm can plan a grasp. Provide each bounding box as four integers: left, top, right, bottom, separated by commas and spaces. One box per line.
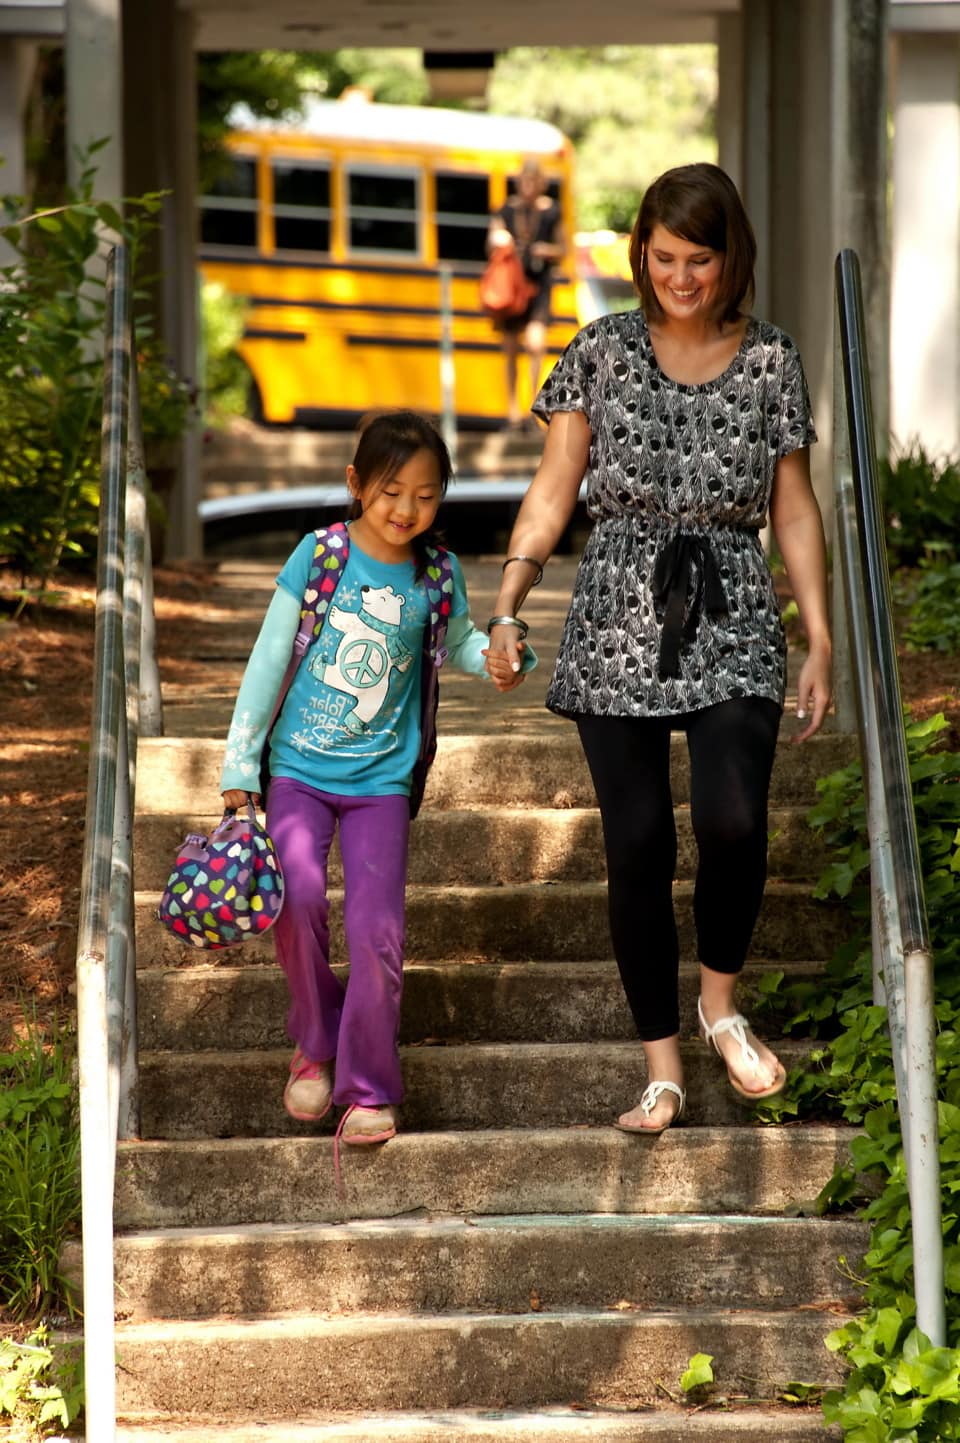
615, 1079, 686, 1135
697, 998, 786, 1100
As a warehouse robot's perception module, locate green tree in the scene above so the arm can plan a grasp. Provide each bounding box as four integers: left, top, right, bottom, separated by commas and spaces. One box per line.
197, 49, 428, 191
488, 45, 718, 231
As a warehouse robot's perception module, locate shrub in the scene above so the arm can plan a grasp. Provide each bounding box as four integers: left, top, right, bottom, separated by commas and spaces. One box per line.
896, 558, 960, 654
0, 151, 193, 596
883, 442, 960, 569
201, 281, 251, 423
0, 1022, 81, 1321
757, 715, 960, 1439
0, 1325, 83, 1440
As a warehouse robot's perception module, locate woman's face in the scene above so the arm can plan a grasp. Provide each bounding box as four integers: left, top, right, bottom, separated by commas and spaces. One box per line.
644, 223, 725, 324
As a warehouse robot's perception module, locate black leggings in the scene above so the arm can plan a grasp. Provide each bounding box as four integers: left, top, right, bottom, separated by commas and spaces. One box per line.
576, 698, 781, 1042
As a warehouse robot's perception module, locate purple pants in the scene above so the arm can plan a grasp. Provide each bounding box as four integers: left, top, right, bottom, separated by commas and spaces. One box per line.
266, 777, 410, 1108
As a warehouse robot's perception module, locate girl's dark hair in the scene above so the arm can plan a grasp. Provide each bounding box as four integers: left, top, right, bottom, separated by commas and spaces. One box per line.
628, 163, 756, 326
348, 409, 452, 577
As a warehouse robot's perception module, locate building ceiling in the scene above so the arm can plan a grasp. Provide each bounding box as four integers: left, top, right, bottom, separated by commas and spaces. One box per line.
179, 0, 737, 52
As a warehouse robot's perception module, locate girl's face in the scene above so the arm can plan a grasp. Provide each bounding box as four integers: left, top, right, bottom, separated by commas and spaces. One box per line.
645, 223, 725, 325
347, 446, 443, 562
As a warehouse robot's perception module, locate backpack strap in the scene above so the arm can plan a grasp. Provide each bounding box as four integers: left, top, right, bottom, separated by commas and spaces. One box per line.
258, 524, 350, 797
421, 543, 454, 665
410, 544, 455, 819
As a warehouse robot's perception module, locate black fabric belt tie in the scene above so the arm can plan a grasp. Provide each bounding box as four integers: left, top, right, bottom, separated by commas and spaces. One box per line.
651, 532, 729, 680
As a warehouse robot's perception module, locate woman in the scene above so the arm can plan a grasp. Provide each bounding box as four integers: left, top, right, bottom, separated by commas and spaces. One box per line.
487, 158, 564, 430
486, 163, 831, 1134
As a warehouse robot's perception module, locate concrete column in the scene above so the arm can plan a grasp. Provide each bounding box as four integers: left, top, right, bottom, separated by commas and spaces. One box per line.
169, 8, 202, 561
122, 0, 202, 560
66, 0, 123, 196
737, 0, 888, 532
739, 0, 773, 319
890, 32, 960, 456
832, 0, 889, 456
0, 38, 37, 263
716, 13, 744, 192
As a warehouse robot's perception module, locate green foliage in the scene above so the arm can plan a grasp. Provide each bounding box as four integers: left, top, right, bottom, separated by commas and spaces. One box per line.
201, 282, 251, 423
755, 713, 960, 1438
896, 559, 960, 654
197, 50, 428, 191
0, 1325, 83, 1439
488, 46, 717, 231
680, 1351, 714, 1393
197, 46, 717, 231
0, 1326, 83, 1438
0, 1023, 81, 1322
0, 155, 192, 595
883, 442, 960, 569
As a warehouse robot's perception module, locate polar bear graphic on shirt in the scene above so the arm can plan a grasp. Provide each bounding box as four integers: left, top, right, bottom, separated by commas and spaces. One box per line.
311, 584, 415, 734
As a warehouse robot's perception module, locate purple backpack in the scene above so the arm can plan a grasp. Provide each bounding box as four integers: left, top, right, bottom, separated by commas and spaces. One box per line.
259, 523, 454, 818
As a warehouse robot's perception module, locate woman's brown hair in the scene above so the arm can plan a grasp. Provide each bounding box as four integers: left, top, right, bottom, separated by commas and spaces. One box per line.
348, 409, 451, 577
628, 163, 756, 326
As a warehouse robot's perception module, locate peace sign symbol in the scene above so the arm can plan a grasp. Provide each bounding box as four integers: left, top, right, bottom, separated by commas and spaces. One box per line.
342, 639, 388, 688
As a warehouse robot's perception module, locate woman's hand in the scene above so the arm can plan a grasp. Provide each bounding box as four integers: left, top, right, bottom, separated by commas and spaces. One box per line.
793, 644, 832, 743
222, 789, 258, 811
483, 626, 528, 691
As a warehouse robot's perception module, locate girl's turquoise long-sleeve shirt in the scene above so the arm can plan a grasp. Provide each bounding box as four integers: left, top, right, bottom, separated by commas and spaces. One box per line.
220, 532, 536, 797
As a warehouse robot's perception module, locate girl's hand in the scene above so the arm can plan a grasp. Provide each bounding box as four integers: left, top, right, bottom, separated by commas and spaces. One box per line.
484, 623, 527, 691
222, 788, 258, 811
793, 646, 832, 742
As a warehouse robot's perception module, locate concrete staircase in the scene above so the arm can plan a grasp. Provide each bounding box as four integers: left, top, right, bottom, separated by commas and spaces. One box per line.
112, 557, 862, 1439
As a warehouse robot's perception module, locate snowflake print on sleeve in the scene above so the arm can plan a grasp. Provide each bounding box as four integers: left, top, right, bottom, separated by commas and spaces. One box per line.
223, 709, 261, 781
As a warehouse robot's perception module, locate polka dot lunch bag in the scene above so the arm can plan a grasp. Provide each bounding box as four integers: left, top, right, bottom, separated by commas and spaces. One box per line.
156, 801, 284, 949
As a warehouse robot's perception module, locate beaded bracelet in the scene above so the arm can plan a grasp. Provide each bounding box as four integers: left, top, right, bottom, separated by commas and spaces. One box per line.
486, 614, 529, 640
502, 554, 544, 587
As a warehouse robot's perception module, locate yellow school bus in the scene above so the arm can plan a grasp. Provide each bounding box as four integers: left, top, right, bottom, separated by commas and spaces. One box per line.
198, 94, 578, 428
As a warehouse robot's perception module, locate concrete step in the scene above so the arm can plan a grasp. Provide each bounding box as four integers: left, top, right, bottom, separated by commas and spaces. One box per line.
136, 731, 859, 814
103, 1213, 866, 1321
137, 1040, 820, 1140
110, 1310, 848, 1418
114, 1411, 839, 1442
137, 880, 847, 969
136, 805, 825, 890
202, 424, 543, 480
116, 1125, 857, 1229
137, 960, 819, 1052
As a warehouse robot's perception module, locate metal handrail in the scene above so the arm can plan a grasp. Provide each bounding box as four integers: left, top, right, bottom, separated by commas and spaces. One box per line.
74, 242, 163, 1443
833, 248, 944, 1345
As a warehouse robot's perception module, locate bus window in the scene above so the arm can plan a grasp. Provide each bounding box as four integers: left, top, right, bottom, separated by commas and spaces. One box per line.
272, 160, 332, 254
200, 155, 258, 249
435, 172, 490, 263
347, 167, 420, 255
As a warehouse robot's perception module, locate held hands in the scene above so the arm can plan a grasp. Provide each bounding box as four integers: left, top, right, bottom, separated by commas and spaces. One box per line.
483, 622, 528, 692
793, 646, 833, 743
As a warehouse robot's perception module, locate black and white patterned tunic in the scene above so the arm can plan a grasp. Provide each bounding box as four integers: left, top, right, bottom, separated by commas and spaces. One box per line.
533, 308, 817, 718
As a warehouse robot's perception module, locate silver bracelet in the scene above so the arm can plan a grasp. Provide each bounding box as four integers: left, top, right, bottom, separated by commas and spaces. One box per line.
486, 614, 529, 640
502, 554, 544, 587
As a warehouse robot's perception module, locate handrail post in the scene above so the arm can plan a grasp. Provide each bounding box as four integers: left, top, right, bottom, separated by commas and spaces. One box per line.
834, 248, 945, 1347
831, 318, 857, 734
438, 262, 458, 471
76, 242, 131, 1443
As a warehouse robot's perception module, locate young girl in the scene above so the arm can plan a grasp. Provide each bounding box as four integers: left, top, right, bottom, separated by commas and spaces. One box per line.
221, 410, 532, 1149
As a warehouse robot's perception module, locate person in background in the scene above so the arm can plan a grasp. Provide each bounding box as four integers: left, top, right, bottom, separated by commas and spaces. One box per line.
487, 158, 564, 430
485, 163, 831, 1136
